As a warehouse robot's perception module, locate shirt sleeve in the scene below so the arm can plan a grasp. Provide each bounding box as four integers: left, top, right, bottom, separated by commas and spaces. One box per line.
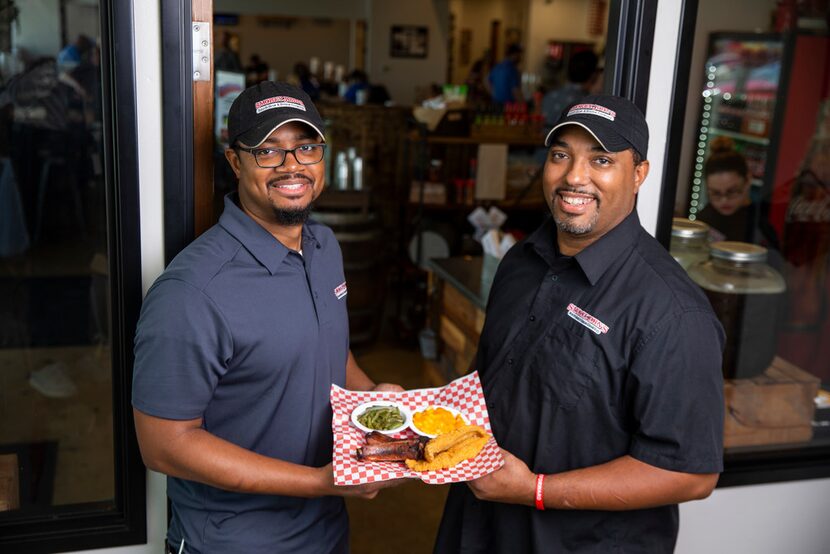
628, 309, 725, 474
132, 278, 233, 420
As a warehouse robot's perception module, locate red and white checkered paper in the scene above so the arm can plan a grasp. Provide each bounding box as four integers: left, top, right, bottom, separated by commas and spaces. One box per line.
331, 371, 503, 485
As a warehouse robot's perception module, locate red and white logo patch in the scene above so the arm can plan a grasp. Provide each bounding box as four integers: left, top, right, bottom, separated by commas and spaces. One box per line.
566, 303, 609, 335
255, 95, 306, 114
567, 103, 616, 121
334, 281, 348, 300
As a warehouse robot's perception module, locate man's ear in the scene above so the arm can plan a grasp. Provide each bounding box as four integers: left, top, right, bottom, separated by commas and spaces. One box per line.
633, 160, 650, 194
225, 148, 241, 178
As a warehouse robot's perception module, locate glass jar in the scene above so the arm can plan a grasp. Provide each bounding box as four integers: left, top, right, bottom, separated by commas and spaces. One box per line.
687, 241, 787, 380
670, 217, 710, 270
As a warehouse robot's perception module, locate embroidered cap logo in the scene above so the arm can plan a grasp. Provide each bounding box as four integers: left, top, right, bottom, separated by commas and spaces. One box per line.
254, 95, 307, 114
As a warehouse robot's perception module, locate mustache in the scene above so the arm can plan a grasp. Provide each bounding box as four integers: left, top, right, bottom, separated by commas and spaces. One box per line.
555, 186, 598, 198
268, 173, 313, 186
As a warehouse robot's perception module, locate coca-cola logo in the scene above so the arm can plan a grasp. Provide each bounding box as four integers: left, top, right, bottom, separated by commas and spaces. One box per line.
786, 194, 830, 223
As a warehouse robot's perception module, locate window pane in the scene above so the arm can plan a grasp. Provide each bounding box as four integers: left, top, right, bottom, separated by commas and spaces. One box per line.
672, 0, 830, 456
0, 0, 113, 514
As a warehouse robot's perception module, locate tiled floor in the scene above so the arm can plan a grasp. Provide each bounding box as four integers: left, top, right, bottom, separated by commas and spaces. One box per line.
348, 342, 449, 554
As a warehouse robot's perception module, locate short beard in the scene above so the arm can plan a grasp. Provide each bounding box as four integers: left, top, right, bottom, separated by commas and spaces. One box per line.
272, 203, 314, 225
553, 210, 599, 235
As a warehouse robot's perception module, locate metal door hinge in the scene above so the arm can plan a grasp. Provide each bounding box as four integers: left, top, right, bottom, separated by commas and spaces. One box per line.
192, 22, 211, 81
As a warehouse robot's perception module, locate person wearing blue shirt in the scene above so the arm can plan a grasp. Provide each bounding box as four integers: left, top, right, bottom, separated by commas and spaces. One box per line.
487, 44, 523, 105
132, 82, 402, 554
343, 69, 369, 104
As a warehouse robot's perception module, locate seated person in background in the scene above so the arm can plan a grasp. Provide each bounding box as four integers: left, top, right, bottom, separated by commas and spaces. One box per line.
245, 54, 269, 87
697, 136, 779, 250
541, 49, 599, 128
343, 69, 370, 104
293, 62, 320, 101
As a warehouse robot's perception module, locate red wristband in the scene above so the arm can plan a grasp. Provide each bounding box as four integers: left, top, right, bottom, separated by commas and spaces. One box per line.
534, 474, 545, 511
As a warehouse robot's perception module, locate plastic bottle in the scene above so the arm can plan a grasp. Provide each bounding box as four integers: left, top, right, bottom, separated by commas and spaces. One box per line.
334, 151, 349, 190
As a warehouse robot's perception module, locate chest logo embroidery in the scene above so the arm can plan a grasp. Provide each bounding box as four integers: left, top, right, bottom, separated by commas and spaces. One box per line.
334, 281, 348, 300
566, 303, 609, 335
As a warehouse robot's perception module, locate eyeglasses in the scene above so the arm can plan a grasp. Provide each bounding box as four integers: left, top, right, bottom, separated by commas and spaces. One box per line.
708, 187, 747, 201
236, 143, 326, 168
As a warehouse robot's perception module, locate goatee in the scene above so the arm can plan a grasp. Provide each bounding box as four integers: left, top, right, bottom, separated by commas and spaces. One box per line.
272, 203, 314, 225
553, 210, 599, 235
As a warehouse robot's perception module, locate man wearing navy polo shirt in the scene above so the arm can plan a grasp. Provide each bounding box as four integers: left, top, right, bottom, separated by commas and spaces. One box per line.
434, 95, 725, 553
132, 82, 401, 554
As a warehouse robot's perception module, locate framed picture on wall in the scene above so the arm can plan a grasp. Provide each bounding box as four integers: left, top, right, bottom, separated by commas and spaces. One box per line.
390, 25, 428, 58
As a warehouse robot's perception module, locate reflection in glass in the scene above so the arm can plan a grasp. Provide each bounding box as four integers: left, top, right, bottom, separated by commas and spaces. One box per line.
0, 0, 113, 514
678, 12, 830, 457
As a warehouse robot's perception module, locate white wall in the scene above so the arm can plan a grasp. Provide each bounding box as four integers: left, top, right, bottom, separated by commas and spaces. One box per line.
212, 0, 449, 105
369, 0, 450, 105
526, 0, 602, 78
677, 479, 830, 554
449, 0, 530, 83
133, 0, 168, 549
215, 16, 352, 84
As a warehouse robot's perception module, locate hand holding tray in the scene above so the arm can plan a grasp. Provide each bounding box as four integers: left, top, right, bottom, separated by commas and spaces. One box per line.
330, 371, 503, 485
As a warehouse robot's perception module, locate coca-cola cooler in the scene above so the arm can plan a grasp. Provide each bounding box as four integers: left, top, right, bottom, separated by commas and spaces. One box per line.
767, 32, 830, 383
686, 32, 785, 219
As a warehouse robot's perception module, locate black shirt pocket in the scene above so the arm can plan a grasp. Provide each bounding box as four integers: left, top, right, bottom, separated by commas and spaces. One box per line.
532, 319, 599, 411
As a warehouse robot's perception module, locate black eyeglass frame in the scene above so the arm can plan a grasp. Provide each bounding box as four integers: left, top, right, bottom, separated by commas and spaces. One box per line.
235, 143, 327, 168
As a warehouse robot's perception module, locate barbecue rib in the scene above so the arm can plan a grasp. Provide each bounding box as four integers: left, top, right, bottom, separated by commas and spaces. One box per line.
356, 436, 428, 462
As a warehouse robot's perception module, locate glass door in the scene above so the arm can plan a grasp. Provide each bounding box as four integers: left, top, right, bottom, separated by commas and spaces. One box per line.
0, 0, 145, 550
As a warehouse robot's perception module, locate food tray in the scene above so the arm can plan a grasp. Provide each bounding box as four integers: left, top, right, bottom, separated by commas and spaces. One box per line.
330, 371, 503, 485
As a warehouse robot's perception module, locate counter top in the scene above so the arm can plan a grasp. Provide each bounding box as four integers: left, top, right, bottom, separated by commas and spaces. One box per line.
427, 256, 488, 310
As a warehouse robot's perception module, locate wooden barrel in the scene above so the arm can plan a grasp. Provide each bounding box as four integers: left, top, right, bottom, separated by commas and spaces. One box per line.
312, 210, 386, 346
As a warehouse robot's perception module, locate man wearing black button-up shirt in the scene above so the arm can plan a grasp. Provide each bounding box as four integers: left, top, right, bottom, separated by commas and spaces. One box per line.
434, 95, 725, 553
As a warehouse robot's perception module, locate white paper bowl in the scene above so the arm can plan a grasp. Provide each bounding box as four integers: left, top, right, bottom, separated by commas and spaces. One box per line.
409, 405, 467, 438
350, 400, 410, 435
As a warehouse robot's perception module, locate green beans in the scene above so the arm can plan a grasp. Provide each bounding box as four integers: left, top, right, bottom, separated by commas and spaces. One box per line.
357, 405, 405, 430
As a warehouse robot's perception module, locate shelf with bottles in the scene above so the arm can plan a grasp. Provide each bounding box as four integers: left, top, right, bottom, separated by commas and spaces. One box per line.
407, 142, 544, 212
706, 91, 777, 141
470, 102, 546, 145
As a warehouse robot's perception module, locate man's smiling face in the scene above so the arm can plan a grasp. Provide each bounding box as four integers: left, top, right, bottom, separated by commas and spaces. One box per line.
226, 121, 325, 226
543, 125, 649, 253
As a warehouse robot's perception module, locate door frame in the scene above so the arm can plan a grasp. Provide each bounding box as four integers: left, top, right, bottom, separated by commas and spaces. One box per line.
160, 0, 214, 262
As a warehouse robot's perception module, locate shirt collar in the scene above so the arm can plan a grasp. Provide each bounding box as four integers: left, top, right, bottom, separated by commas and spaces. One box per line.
218, 193, 318, 275
526, 210, 641, 286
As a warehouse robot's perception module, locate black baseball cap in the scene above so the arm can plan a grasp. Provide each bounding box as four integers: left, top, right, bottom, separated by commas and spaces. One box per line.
227, 81, 326, 147
544, 94, 648, 160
